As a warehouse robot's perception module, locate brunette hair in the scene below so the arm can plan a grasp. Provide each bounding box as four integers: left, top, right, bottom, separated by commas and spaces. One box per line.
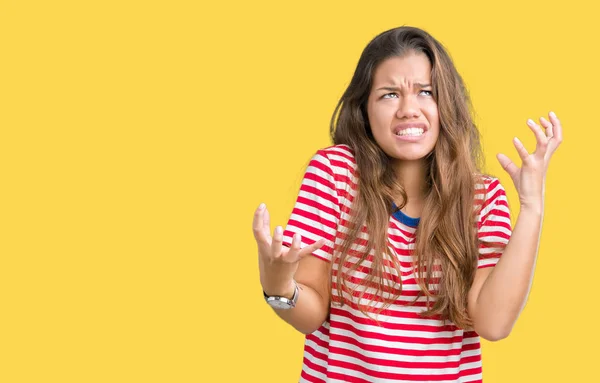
330, 26, 483, 328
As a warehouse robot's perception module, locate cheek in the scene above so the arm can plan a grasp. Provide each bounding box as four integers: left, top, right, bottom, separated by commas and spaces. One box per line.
368, 102, 395, 127
367, 104, 390, 147
423, 101, 439, 118
423, 104, 440, 127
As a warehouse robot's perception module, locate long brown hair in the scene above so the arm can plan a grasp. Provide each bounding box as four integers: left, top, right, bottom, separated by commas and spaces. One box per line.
330, 26, 484, 328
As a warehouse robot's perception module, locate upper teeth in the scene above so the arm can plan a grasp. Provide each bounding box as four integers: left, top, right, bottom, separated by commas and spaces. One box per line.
396, 128, 424, 136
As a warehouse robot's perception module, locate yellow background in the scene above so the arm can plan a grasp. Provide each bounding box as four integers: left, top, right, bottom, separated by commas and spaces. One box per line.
0, 0, 596, 382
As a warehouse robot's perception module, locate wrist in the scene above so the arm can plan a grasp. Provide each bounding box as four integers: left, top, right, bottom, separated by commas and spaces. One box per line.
519, 202, 544, 216
262, 280, 297, 299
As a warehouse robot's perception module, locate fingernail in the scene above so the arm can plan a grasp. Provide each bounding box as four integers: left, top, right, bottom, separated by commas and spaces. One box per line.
258, 203, 265, 210
527, 119, 535, 126
276, 226, 283, 234
514, 136, 521, 144
293, 233, 300, 243
549, 111, 556, 118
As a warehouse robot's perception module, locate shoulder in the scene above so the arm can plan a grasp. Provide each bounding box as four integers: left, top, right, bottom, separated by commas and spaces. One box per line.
475, 175, 508, 204
316, 144, 355, 165
475, 174, 511, 225
312, 144, 357, 175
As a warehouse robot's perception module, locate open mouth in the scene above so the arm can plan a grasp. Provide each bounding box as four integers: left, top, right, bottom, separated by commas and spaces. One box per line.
395, 127, 425, 137
393, 123, 428, 138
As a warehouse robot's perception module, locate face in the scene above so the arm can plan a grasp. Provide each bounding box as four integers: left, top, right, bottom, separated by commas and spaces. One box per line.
366, 53, 440, 164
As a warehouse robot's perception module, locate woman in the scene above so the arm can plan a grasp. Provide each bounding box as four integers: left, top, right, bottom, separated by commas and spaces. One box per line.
252, 26, 562, 382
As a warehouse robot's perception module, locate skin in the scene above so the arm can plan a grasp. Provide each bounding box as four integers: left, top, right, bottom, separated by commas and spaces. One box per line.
469, 113, 562, 340
367, 54, 440, 164
366, 53, 439, 217
252, 53, 563, 339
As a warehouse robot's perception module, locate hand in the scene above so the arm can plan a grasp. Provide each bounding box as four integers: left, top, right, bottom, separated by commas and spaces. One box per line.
496, 111, 563, 209
252, 203, 326, 297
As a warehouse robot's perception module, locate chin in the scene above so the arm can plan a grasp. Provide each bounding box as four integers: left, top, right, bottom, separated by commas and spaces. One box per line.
395, 156, 428, 163
391, 150, 433, 162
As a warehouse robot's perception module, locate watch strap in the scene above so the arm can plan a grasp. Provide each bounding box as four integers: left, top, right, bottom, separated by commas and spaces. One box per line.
263, 281, 299, 309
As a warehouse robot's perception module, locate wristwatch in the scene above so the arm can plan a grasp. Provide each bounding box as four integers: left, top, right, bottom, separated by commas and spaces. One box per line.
263, 282, 299, 309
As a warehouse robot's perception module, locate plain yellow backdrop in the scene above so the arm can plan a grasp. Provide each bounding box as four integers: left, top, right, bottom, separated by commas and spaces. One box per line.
0, 0, 597, 382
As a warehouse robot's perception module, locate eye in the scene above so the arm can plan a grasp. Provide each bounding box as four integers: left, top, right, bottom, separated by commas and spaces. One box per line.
419, 90, 433, 97
382, 93, 399, 99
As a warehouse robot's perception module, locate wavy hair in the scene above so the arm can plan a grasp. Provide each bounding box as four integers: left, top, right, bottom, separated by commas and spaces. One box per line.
330, 26, 484, 328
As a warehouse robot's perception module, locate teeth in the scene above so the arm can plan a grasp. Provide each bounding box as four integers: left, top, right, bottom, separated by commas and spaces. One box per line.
396, 128, 424, 136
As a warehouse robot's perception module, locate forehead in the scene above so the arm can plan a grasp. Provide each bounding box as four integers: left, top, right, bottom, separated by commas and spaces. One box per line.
372, 53, 432, 85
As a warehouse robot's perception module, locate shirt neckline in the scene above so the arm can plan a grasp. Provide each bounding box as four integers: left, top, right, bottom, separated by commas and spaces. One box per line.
391, 203, 420, 227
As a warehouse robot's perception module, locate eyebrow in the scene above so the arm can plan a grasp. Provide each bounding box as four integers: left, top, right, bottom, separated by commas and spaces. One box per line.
376, 83, 432, 91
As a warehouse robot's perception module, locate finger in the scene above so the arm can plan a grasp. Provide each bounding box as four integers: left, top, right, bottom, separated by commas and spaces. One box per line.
284, 233, 303, 263
252, 203, 267, 241
496, 153, 520, 185
548, 111, 563, 146
299, 238, 327, 258
286, 235, 327, 263
262, 206, 272, 243
526, 119, 548, 156
253, 204, 274, 256
512, 136, 530, 162
539, 116, 553, 138
271, 226, 284, 259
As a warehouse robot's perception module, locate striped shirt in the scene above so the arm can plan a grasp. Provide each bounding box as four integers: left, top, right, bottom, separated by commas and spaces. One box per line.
282, 145, 512, 383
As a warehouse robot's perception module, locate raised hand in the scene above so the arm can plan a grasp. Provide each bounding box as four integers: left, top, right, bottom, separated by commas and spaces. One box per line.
496, 111, 563, 209
252, 203, 326, 297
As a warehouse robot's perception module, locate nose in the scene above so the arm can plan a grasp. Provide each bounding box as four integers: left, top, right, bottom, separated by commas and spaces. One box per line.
396, 95, 420, 119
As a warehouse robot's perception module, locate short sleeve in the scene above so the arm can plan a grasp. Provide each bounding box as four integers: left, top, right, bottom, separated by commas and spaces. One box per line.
477, 178, 512, 269
282, 150, 342, 263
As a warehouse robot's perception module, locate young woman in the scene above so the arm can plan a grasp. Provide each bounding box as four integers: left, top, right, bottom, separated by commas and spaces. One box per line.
252, 26, 562, 382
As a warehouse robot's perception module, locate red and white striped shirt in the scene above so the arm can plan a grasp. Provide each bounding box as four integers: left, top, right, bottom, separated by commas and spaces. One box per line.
283, 145, 512, 383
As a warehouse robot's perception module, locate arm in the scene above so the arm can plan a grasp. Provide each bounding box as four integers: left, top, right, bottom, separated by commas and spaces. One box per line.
468, 206, 542, 341
267, 249, 331, 335
253, 150, 344, 334
468, 111, 563, 341
253, 205, 330, 335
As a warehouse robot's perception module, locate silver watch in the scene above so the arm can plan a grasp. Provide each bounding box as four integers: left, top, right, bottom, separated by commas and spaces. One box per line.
263, 282, 299, 309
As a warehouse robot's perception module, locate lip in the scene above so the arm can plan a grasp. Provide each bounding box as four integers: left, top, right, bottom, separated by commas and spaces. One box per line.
392, 122, 428, 142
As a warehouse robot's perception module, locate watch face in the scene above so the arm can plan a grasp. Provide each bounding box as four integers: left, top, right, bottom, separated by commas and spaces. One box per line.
267, 297, 293, 310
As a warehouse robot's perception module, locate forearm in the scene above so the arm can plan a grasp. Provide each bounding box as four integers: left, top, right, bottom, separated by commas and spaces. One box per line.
269, 282, 329, 335
473, 205, 543, 339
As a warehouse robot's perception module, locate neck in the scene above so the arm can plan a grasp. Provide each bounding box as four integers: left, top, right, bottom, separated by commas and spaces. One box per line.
393, 159, 428, 203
